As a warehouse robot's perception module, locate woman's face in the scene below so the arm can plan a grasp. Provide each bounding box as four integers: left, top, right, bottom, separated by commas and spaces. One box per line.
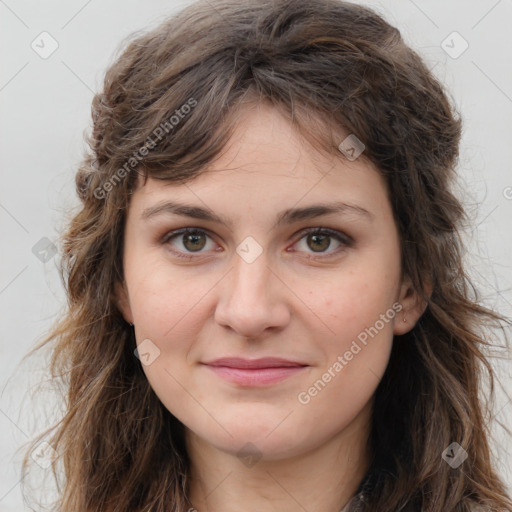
117, 103, 420, 462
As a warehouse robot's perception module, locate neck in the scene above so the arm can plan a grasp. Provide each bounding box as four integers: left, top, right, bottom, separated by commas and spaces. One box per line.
185, 402, 372, 512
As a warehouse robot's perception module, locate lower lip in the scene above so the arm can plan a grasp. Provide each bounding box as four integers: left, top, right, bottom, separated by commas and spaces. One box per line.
203, 365, 307, 386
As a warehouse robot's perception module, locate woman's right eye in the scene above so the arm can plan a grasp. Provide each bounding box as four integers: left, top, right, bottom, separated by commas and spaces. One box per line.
162, 228, 218, 260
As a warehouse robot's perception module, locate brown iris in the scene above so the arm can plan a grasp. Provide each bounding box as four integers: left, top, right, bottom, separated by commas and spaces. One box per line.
307, 233, 331, 252
182, 232, 207, 252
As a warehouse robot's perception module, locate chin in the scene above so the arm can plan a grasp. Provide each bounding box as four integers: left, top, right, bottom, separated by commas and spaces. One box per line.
197, 417, 315, 462
214, 434, 305, 463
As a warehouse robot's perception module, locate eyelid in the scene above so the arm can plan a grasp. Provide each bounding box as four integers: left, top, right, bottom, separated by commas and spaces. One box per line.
294, 226, 353, 245
160, 226, 216, 245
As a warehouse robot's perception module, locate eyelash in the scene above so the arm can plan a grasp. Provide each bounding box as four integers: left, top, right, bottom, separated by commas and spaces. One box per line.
161, 227, 353, 261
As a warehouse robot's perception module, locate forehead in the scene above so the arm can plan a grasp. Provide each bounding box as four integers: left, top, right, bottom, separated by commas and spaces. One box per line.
129, 103, 389, 221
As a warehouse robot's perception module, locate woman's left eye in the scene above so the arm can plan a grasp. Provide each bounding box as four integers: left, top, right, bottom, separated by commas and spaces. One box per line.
161, 227, 352, 260
291, 228, 353, 258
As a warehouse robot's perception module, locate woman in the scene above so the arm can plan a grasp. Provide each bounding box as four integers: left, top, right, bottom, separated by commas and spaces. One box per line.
22, 0, 512, 510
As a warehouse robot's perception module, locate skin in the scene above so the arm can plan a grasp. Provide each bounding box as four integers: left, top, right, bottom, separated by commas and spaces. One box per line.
116, 102, 426, 512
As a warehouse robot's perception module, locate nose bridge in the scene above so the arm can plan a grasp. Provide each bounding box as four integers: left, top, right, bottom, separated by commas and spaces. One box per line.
232, 248, 272, 301
214, 245, 289, 337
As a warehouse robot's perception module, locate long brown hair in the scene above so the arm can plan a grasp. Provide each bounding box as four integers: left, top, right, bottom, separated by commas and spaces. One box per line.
21, 0, 512, 510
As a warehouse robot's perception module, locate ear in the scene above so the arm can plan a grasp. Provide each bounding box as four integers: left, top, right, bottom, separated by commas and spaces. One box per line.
393, 277, 432, 336
114, 280, 134, 324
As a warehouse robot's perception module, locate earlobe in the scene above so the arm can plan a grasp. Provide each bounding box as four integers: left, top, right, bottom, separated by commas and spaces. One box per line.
113, 281, 134, 324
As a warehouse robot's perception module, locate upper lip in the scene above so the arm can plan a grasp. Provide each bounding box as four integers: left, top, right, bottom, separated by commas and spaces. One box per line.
202, 357, 308, 369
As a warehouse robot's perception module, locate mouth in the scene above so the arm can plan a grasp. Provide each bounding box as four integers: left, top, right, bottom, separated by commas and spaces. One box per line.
201, 357, 309, 386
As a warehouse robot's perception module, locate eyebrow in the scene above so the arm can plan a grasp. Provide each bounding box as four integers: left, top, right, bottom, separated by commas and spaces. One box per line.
141, 200, 374, 228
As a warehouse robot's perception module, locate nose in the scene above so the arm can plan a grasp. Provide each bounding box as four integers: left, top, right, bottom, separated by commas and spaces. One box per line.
214, 249, 291, 340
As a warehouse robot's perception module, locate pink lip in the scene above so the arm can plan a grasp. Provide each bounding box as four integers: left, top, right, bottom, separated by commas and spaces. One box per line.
202, 357, 309, 386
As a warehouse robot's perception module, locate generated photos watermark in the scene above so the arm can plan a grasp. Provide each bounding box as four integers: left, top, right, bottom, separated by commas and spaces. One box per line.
297, 301, 403, 405
93, 97, 197, 199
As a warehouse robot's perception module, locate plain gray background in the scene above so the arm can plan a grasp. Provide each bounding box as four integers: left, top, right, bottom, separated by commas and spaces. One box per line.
1, 0, 511, 510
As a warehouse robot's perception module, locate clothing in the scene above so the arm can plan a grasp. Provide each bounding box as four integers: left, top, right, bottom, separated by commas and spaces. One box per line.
339, 493, 487, 512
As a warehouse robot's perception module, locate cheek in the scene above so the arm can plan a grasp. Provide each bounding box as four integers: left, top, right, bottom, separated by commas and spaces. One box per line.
125, 262, 216, 420
125, 262, 214, 424
294, 282, 396, 432
297, 258, 399, 404
126, 253, 211, 341
308, 264, 400, 345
